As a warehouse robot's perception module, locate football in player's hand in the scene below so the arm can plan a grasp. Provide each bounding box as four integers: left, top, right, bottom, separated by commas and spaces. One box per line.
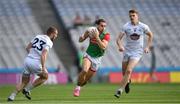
87, 27, 99, 38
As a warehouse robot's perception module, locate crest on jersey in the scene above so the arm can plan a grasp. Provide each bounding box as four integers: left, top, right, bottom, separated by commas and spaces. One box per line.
130, 33, 140, 40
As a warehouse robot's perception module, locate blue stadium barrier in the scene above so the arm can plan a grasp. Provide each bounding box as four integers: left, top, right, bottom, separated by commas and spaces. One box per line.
1, 66, 180, 75
97, 66, 180, 75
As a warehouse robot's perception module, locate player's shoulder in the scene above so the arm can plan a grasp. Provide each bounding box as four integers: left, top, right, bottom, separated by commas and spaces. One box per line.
103, 32, 110, 41
123, 22, 130, 27
37, 34, 48, 39
105, 32, 110, 37
139, 22, 149, 28
44, 35, 53, 45
38, 34, 52, 44
88, 26, 96, 29
123, 22, 131, 29
34, 34, 45, 39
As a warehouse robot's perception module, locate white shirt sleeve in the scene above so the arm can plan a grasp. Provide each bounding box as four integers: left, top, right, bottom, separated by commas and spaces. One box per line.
44, 45, 50, 51
44, 40, 53, 52
121, 25, 126, 34
144, 24, 151, 34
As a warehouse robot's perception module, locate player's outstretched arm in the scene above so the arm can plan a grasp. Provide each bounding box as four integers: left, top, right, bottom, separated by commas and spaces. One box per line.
144, 31, 153, 53
79, 31, 89, 42
26, 43, 32, 53
41, 49, 48, 73
116, 32, 125, 52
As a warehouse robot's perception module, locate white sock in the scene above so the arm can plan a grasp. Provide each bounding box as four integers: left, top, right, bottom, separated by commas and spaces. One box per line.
25, 83, 34, 91
9, 92, 17, 100
76, 86, 81, 90
118, 88, 123, 92
11, 92, 17, 96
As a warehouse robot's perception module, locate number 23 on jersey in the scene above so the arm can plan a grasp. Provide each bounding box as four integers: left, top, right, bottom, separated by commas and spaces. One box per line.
32, 38, 46, 51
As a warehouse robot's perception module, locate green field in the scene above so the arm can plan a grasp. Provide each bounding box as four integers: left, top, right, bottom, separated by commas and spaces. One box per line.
0, 83, 180, 104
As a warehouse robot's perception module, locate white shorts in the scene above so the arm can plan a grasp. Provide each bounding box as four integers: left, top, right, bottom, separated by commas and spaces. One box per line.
22, 57, 45, 76
123, 52, 142, 62
84, 53, 102, 71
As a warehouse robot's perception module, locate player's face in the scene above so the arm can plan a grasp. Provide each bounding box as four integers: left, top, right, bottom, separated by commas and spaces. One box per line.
129, 13, 138, 23
97, 22, 106, 33
51, 30, 58, 42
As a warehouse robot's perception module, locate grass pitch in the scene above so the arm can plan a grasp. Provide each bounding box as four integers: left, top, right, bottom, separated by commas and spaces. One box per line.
0, 83, 180, 104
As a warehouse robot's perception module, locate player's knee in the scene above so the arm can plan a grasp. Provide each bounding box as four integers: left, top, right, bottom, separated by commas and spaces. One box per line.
43, 73, 48, 80
40, 73, 48, 80
125, 69, 132, 75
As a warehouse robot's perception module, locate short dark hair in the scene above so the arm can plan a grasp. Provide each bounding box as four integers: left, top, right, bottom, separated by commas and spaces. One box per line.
129, 9, 138, 14
47, 26, 57, 35
95, 18, 106, 25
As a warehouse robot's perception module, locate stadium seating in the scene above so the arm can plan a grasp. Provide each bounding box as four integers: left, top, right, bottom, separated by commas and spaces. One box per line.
0, 0, 65, 72
52, 0, 180, 70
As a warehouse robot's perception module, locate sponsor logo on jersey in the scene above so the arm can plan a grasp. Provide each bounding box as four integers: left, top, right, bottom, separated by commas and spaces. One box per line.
130, 33, 140, 40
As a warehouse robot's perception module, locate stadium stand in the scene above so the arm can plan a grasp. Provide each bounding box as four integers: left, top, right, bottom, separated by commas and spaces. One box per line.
0, 0, 65, 72
51, 0, 180, 71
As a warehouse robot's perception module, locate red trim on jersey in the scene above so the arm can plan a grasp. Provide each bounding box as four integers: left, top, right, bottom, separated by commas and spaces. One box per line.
90, 33, 110, 43
103, 33, 110, 41
90, 68, 96, 72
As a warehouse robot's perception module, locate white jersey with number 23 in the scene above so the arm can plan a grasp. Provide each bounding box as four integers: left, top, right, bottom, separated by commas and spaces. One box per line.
27, 35, 53, 60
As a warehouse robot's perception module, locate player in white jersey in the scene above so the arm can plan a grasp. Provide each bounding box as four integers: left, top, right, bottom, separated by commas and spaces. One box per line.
114, 9, 153, 98
7, 27, 58, 101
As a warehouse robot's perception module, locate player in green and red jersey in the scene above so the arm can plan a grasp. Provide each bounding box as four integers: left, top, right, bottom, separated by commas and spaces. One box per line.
73, 19, 110, 97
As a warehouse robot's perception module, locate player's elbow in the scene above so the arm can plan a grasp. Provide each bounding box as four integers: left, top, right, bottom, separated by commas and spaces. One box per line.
102, 47, 106, 50
147, 32, 153, 38
100, 41, 108, 50
100, 45, 106, 50
26, 47, 30, 53
26, 43, 32, 53
150, 34, 153, 39
79, 37, 84, 42
79, 39, 83, 42
25, 47, 28, 51
41, 50, 48, 60
116, 39, 119, 46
